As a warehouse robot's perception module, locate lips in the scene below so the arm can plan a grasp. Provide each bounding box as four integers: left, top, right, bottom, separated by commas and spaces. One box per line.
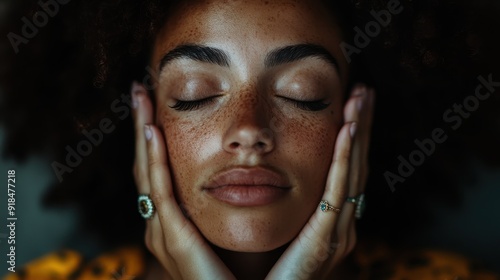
203, 167, 290, 207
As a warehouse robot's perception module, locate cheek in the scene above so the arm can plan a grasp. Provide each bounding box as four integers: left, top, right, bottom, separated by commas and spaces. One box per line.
165, 120, 217, 167
275, 109, 340, 195
157, 107, 232, 216
157, 108, 210, 198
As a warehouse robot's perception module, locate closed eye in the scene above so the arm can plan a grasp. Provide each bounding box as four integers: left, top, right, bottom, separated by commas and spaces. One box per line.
169, 95, 221, 111
278, 96, 330, 111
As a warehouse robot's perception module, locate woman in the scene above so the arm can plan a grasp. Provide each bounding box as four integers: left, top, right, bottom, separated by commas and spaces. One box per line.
131, 1, 373, 278
1, 0, 500, 279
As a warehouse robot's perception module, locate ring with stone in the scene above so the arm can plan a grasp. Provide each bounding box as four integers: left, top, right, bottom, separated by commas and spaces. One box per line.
319, 200, 341, 214
138, 194, 155, 220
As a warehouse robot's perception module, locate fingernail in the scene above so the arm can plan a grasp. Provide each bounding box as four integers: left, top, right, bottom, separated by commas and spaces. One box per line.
357, 95, 365, 112
350, 86, 366, 113
144, 125, 152, 140
352, 84, 367, 97
131, 81, 140, 108
350, 122, 357, 138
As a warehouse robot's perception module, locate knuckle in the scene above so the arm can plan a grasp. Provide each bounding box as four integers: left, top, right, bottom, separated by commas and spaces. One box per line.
133, 164, 150, 188
147, 155, 157, 168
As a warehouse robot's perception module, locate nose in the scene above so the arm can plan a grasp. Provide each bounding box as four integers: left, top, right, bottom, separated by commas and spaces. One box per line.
222, 94, 275, 155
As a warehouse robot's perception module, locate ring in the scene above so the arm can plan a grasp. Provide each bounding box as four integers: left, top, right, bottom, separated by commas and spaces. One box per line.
319, 200, 341, 214
138, 194, 155, 219
346, 193, 365, 219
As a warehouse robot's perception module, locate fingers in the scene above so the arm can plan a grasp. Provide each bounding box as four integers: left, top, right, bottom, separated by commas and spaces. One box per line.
144, 122, 189, 278
321, 121, 356, 222
333, 86, 375, 266
132, 83, 234, 279
145, 123, 209, 259
145, 124, 235, 279
144, 124, 189, 246
344, 85, 373, 195
131, 82, 178, 275
131, 81, 185, 232
131, 82, 170, 268
305, 122, 355, 239
338, 86, 371, 228
132, 82, 154, 194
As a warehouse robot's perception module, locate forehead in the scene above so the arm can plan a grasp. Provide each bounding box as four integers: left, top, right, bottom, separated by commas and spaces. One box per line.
152, 0, 347, 76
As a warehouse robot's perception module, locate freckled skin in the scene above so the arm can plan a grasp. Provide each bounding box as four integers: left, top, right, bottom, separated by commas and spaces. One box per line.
152, 0, 348, 252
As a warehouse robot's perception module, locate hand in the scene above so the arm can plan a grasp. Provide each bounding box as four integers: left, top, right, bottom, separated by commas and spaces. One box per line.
131, 82, 236, 280
266, 86, 374, 279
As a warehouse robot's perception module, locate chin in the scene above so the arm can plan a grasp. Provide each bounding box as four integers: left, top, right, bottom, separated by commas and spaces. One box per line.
207, 227, 294, 253
195, 206, 305, 253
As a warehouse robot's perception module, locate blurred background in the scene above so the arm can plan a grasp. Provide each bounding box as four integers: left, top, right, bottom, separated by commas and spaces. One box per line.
1, 0, 500, 275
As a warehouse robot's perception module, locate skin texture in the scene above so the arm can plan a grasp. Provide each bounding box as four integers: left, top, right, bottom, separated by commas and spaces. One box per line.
132, 0, 374, 278
152, 0, 347, 252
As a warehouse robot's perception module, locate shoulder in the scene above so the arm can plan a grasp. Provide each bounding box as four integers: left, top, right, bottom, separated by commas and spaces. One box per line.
2, 246, 146, 280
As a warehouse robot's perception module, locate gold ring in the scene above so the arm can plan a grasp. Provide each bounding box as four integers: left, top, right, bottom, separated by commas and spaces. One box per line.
320, 200, 341, 214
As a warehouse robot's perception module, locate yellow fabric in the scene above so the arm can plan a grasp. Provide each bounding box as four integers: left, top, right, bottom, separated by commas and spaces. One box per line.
354, 242, 499, 280
2, 244, 498, 280
3, 247, 145, 280
3, 250, 82, 280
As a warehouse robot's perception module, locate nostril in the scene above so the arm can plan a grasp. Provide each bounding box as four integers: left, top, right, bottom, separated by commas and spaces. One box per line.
223, 127, 275, 153
229, 142, 240, 149
256, 142, 266, 149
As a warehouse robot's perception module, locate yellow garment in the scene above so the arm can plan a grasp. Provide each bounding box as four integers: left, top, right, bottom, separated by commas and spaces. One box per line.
2, 244, 498, 279
3, 247, 144, 280
354, 242, 499, 280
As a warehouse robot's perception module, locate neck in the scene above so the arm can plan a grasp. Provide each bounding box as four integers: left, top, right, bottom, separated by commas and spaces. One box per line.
211, 243, 289, 280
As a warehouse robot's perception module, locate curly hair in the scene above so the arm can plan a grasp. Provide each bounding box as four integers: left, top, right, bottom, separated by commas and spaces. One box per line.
1, 0, 500, 252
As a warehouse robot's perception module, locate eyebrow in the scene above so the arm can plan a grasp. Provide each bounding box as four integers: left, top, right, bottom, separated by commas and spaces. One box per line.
264, 44, 339, 72
159, 43, 339, 73
159, 44, 230, 71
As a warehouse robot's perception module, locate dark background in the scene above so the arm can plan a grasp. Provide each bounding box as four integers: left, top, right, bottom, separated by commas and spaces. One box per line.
1, 0, 500, 274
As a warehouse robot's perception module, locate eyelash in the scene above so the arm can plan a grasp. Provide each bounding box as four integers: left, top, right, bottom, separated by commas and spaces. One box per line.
278, 96, 330, 111
169, 96, 218, 111
289, 99, 330, 111
169, 96, 330, 112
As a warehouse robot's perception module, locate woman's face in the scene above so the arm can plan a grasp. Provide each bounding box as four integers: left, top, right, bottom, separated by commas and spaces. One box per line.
151, 0, 348, 252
